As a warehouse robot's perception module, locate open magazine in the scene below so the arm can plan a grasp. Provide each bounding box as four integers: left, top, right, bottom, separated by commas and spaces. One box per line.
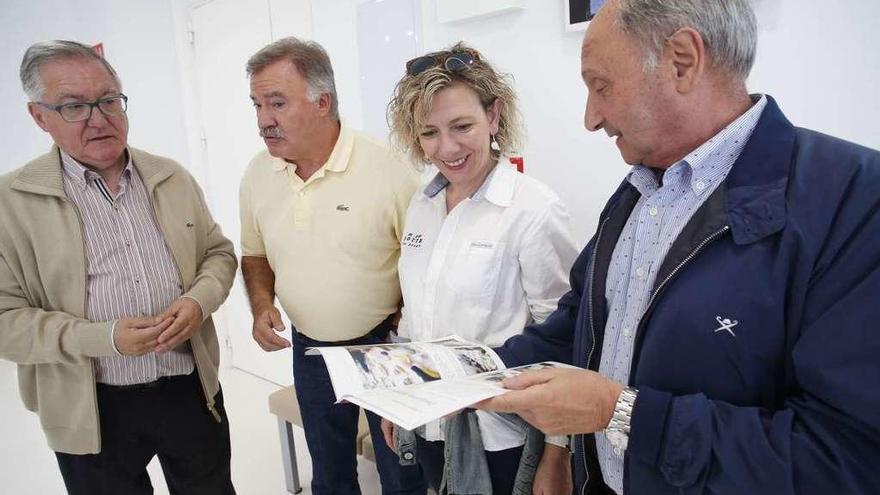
306, 335, 573, 430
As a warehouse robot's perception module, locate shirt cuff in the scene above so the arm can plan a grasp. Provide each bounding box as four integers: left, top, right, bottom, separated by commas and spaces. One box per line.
181, 295, 208, 322
545, 434, 570, 449
110, 320, 123, 356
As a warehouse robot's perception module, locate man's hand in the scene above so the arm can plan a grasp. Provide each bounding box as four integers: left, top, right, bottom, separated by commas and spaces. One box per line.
155, 298, 204, 353
114, 316, 174, 356
477, 368, 625, 435
532, 443, 573, 495
381, 418, 398, 453
252, 305, 290, 351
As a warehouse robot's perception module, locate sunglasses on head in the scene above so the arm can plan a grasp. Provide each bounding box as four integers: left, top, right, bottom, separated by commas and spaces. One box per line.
405, 51, 477, 76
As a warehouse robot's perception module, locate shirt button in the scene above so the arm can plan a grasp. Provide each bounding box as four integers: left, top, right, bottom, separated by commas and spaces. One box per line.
403, 452, 414, 460
648, 206, 658, 216
695, 180, 706, 191
636, 267, 645, 278
623, 327, 632, 338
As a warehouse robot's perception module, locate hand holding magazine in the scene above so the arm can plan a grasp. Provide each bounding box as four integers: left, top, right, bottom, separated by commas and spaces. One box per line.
306, 335, 574, 430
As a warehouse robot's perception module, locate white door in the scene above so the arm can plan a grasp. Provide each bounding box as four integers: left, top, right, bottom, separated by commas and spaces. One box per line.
189, 0, 309, 385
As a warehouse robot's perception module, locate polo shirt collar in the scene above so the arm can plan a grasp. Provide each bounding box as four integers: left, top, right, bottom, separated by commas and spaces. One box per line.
323, 123, 353, 173
271, 122, 352, 176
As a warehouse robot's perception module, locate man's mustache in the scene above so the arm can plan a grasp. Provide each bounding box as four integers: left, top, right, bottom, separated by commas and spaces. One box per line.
260, 126, 284, 139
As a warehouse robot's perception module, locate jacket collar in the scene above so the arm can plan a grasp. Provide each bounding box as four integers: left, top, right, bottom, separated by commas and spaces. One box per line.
722, 95, 793, 245
12, 145, 174, 198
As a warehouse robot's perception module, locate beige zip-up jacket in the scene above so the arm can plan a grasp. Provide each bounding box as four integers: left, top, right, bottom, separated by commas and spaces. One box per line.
0, 146, 237, 454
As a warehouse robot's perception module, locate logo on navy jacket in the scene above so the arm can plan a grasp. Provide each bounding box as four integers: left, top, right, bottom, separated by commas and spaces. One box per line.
714, 316, 739, 337
402, 232, 423, 248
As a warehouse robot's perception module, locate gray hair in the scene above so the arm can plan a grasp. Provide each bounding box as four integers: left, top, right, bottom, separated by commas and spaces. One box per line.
615, 0, 757, 82
20, 40, 121, 101
246, 37, 339, 119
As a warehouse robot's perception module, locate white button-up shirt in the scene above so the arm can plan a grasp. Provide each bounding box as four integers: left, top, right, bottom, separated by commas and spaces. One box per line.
398, 163, 578, 450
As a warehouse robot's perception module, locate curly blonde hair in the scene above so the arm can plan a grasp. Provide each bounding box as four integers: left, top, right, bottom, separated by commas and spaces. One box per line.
387, 42, 523, 166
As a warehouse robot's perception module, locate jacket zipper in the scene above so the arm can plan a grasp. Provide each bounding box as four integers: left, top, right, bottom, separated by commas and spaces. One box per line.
579, 224, 729, 494
581, 217, 608, 495
146, 185, 222, 424
640, 225, 730, 318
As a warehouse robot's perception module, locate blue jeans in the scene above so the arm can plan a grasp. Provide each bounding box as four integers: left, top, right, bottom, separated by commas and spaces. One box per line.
291, 326, 426, 495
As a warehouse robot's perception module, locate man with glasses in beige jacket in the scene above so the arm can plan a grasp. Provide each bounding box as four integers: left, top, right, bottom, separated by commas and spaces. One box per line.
0, 40, 237, 494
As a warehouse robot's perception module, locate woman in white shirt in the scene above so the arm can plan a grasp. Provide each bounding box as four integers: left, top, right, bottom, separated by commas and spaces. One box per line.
384, 42, 579, 495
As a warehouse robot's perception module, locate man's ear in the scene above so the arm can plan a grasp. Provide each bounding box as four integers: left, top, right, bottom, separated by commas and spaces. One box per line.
317, 93, 333, 116
664, 27, 706, 94
28, 102, 52, 132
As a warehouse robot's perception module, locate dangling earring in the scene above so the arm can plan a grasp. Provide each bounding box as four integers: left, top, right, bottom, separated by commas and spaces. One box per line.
490, 133, 501, 152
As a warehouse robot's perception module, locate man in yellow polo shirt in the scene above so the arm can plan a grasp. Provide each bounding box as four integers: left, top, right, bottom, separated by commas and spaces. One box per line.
239, 37, 425, 495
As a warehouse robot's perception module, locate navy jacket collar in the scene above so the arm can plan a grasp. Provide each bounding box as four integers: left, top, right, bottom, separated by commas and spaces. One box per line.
723, 95, 793, 244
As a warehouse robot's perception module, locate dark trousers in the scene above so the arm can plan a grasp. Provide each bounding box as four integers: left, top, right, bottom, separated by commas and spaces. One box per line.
55, 372, 234, 495
291, 326, 427, 495
416, 436, 524, 495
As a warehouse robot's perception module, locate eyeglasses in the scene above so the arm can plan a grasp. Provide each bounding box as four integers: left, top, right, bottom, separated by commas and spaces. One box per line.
405, 51, 477, 76
34, 94, 128, 123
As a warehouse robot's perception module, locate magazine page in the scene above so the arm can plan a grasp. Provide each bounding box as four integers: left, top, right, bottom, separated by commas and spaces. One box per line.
345, 362, 577, 431
306, 335, 505, 402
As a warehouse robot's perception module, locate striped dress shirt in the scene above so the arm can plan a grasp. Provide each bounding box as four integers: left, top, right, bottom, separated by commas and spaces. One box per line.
61, 150, 194, 385
596, 96, 768, 493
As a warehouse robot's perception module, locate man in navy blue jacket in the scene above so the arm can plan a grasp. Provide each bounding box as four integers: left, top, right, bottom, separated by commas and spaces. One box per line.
479, 0, 880, 493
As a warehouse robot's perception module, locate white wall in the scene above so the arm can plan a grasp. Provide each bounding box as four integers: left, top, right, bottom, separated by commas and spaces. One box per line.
749, 0, 880, 149
0, 0, 189, 174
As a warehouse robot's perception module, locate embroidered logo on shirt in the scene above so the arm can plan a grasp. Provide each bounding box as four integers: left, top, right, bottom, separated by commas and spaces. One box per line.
336, 204, 350, 212
714, 316, 738, 337
470, 240, 495, 249
402, 232, 423, 248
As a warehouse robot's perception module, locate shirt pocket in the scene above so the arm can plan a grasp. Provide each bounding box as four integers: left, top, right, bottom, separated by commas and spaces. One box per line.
452, 240, 505, 301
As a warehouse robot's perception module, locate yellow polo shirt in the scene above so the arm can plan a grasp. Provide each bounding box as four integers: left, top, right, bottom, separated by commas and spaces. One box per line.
239, 126, 419, 341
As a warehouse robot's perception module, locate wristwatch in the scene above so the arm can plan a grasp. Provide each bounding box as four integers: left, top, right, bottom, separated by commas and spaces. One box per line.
605, 387, 638, 455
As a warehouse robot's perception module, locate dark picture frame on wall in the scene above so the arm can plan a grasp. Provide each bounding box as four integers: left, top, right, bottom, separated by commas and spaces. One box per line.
564, 0, 607, 31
